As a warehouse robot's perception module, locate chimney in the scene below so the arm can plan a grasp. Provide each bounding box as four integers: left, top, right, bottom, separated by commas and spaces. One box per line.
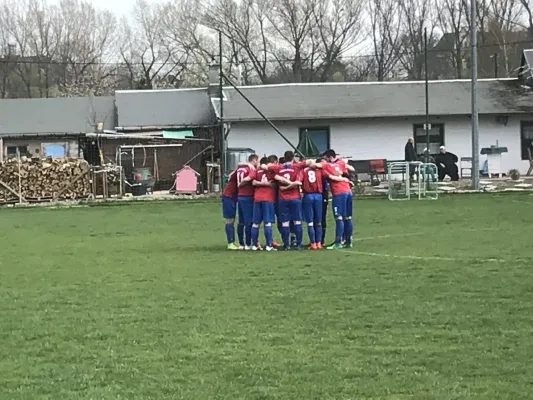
236, 62, 243, 86
208, 62, 221, 98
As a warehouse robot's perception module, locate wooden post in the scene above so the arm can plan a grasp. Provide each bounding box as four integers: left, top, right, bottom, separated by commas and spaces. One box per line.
119, 166, 124, 198
103, 171, 108, 200
18, 158, 22, 204
0, 137, 3, 163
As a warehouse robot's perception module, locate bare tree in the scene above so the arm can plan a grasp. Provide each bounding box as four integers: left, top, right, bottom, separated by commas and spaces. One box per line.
397, 0, 439, 80
520, 0, 533, 37
264, 0, 316, 82
435, 0, 469, 78
203, 0, 274, 84
486, 0, 524, 75
119, 0, 191, 90
369, 0, 402, 80
54, 0, 117, 96
310, 0, 367, 81
162, 0, 213, 87
0, 0, 38, 97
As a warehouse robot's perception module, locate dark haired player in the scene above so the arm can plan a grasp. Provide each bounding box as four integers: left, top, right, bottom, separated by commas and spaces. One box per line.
221, 168, 240, 250
236, 154, 259, 249
249, 157, 277, 251
300, 161, 324, 249
268, 151, 313, 249
322, 149, 354, 249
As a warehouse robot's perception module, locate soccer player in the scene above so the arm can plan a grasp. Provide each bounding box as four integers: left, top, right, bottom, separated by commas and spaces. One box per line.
265, 154, 283, 248
236, 154, 259, 249
300, 162, 324, 249
321, 149, 354, 250
221, 168, 239, 250
318, 158, 330, 246
250, 157, 277, 251
269, 151, 305, 250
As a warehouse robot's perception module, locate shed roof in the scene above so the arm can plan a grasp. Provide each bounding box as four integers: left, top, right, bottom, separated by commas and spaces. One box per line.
211, 78, 533, 122
115, 88, 215, 127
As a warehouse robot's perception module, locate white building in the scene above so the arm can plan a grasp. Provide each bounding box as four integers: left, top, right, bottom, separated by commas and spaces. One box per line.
116, 55, 533, 175
211, 79, 533, 175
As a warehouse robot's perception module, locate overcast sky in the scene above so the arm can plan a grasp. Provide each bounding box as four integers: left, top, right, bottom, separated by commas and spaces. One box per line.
48, 0, 140, 18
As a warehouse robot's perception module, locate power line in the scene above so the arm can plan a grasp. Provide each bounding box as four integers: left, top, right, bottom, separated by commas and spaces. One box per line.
0, 38, 532, 68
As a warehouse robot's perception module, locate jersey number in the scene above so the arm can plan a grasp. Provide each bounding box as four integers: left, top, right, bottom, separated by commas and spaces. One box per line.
307, 170, 316, 183
237, 171, 245, 184
283, 173, 291, 180
261, 174, 269, 183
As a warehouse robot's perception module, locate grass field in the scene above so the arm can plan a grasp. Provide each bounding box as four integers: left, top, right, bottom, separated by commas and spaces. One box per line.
1, 194, 533, 399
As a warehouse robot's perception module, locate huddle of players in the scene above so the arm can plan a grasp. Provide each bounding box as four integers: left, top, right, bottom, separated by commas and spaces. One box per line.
221, 149, 354, 251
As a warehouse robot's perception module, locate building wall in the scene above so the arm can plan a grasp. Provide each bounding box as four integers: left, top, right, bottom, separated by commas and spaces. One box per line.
2, 138, 79, 158
226, 115, 533, 174
0, 96, 115, 134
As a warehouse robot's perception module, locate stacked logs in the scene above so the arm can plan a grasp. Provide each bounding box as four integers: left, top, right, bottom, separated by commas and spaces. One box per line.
0, 157, 91, 202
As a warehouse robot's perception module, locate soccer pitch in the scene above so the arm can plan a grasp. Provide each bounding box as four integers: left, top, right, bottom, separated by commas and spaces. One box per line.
1, 194, 533, 399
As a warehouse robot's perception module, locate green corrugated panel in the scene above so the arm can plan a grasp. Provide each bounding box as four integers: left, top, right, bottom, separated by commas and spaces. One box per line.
162, 130, 194, 139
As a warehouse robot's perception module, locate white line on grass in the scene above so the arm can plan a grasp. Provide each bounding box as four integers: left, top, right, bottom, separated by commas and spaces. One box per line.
353, 227, 498, 243
512, 199, 533, 204
341, 250, 505, 263
345, 227, 504, 262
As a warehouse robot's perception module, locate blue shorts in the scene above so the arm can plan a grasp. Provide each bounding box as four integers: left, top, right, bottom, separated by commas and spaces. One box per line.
278, 198, 302, 223
332, 192, 353, 218
222, 196, 236, 219
302, 193, 323, 223
253, 201, 275, 224
238, 195, 254, 224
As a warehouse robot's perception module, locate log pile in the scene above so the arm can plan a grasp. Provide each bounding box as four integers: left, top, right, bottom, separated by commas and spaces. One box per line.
0, 157, 91, 202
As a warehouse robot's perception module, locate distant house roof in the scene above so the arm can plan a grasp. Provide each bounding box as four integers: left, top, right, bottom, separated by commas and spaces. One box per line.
211, 79, 533, 122
0, 96, 115, 136
115, 88, 215, 128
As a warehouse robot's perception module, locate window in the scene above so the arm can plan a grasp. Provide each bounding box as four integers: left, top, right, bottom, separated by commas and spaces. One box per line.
520, 121, 533, 160
6, 145, 28, 158
413, 123, 445, 155
42, 143, 67, 157
299, 127, 330, 154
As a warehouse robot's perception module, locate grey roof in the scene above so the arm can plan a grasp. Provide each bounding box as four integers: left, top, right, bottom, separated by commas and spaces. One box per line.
0, 96, 115, 136
212, 79, 533, 122
115, 88, 215, 128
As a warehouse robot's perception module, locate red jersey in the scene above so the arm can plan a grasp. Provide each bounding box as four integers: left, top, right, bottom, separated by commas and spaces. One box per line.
252, 169, 276, 203
236, 165, 254, 196
270, 162, 304, 200
323, 159, 351, 196
222, 169, 238, 201
301, 167, 323, 194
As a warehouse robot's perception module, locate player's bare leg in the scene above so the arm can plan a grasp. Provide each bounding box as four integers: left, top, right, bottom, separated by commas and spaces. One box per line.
225, 217, 239, 250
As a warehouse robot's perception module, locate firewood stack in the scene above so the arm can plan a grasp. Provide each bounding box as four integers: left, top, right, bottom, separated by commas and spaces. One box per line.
0, 157, 91, 202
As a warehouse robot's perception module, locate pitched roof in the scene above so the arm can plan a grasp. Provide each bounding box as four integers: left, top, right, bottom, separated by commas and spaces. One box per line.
211, 78, 533, 122
115, 88, 214, 128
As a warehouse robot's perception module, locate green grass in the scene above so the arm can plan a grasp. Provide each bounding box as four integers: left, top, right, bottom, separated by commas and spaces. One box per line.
1, 194, 533, 399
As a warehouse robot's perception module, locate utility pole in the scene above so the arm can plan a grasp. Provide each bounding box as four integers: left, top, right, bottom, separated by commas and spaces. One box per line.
493, 53, 498, 78
471, 0, 480, 190
424, 27, 430, 163
218, 30, 225, 179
